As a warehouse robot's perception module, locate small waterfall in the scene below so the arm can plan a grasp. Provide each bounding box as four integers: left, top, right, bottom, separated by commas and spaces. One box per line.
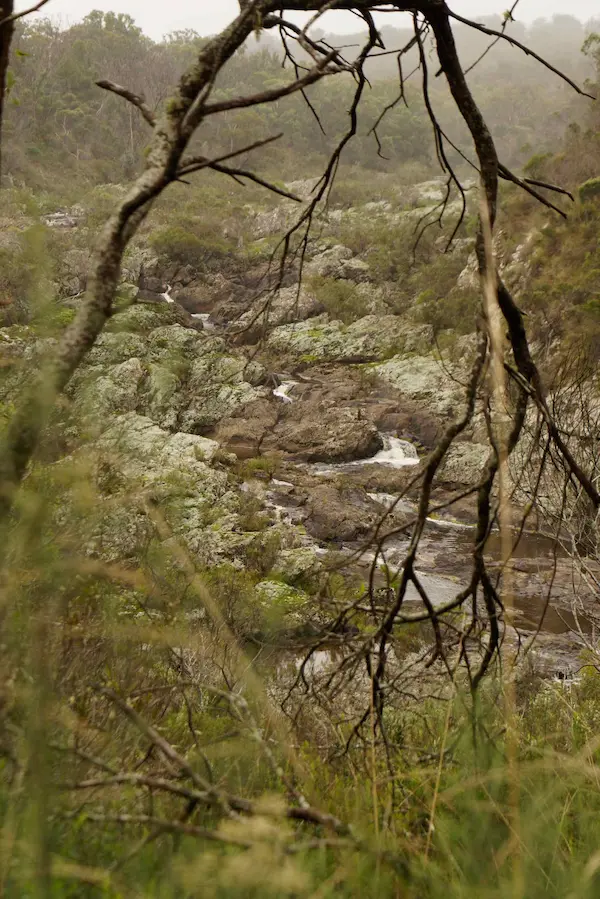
191, 312, 217, 331
368, 492, 475, 529
273, 381, 296, 403
309, 434, 419, 475
361, 435, 420, 469
161, 284, 174, 304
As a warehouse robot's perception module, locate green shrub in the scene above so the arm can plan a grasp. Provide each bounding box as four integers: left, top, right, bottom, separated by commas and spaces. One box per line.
578, 176, 600, 205
524, 151, 553, 180
307, 274, 368, 323
237, 456, 280, 479
415, 288, 480, 335
150, 219, 232, 270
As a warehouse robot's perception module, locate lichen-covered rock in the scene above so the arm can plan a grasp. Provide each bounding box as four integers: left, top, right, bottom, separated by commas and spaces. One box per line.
87, 357, 145, 419
254, 580, 311, 631
179, 353, 264, 433
271, 547, 323, 586
307, 245, 372, 283
302, 484, 381, 542
107, 304, 166, 334
141, 363, 183, 430
234, 286, 323, 340
438, 442, 489, 485
121, 246, 160, 285
99, 412, 223, 471
267, 314, 411, 363
87, 332, 147, 366
71, 312, 264, 438
399, 179, 447, 207
374, 353, 465, 418
83, 504, 153, 563
251, 202, 297, 239
145, 324, 205, 362
57, 247, 90, 297
65, 411, 315, 575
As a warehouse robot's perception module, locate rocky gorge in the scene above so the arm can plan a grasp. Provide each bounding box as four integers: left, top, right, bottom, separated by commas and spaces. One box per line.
1, 175, 598, 681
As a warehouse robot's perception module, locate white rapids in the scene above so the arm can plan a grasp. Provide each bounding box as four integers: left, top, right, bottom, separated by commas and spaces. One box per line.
191, 312, 217, 331
161, 284, 174, 304
273, 381, 297, 403
362, 435, 420, 469
309, 434, 420, 476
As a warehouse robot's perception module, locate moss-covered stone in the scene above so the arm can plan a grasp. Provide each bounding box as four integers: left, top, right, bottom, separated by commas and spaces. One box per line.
271, 546, 323, 587
254, 579, 311, 631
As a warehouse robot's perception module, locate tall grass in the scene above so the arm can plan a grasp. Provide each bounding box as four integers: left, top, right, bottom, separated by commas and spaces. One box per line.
1, 434, 600, 897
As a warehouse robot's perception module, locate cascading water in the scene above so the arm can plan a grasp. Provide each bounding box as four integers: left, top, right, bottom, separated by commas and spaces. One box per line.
191, 313, 217, 331
273, 381, 296, 403
361, 435, 420, 468
310, 433, 420, 475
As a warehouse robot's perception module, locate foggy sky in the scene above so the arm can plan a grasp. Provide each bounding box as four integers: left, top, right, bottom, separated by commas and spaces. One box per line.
15, 0, 600, 39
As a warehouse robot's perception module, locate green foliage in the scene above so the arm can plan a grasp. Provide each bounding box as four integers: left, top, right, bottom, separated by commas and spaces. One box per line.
237, 456, 280, 479
237, 492, 270, 532
415, 287, 480, 335
150, 222, 231, 270
523, 151, 553, 179
307, 274, 367, 324
578, 176, 600, 204
3, 10, 600, 899
524, 208, 600, 356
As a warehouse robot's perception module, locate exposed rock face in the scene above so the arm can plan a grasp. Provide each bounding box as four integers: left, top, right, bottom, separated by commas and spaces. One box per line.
302, 484, 381, 542
42, 207, 84, 229
374, 351, 467, 419
213, 398, 383, 464
233, 285, 323, 342
74, 412, 308, 575
212, 359, 449, 464
211, 397, 278, 459
68, 306, 265, 436
272, 409, 382, 462
307, 245, 371, 283
456, 227, 538, 299
4, 172, 591, 667
271, 546, 323, 586
438, 442, 489, 485
266, 314, 419, 363
58, 247, 91, 297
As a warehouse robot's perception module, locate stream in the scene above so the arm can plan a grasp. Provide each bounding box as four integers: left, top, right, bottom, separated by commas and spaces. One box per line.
307, 434, 420, 476
261, 368, 597, 673
191, 312, 218, 332
261, 436, 598, 673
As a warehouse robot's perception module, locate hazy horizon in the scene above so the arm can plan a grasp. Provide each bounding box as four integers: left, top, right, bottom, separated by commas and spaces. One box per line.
14, 0, 600, 40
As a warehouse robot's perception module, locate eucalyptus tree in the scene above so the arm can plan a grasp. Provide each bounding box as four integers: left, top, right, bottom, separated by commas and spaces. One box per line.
0, 1, 52, 180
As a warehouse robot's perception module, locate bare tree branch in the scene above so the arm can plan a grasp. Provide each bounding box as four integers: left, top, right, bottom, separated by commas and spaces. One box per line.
95, 79, 156, 127
447, 8, 596, 100
0, 0, 49, 27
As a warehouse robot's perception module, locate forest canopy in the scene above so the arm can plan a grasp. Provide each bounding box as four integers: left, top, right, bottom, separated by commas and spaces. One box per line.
2, 9, 597, 190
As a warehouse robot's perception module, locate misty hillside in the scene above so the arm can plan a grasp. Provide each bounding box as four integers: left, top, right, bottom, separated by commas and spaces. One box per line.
3, 11, 597, 189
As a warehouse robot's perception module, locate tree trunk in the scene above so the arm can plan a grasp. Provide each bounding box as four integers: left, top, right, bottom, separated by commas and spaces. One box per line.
0, 1, 15, 184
